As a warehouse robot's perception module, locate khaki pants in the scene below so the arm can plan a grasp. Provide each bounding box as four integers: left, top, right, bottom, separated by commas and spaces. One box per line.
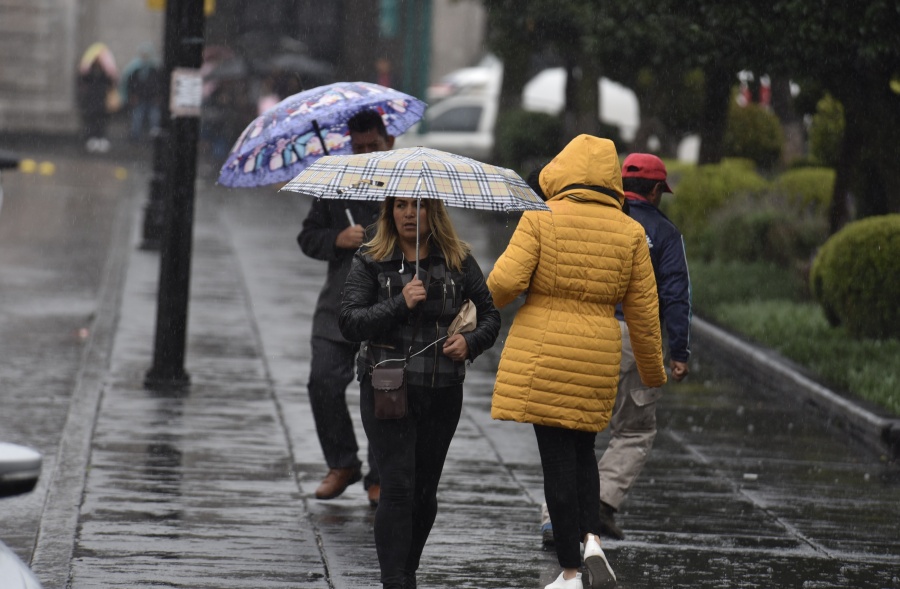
597, 321, 661, 510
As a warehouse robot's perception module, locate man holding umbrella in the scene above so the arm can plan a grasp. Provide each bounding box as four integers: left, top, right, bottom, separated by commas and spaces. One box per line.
297, 109, 394, 506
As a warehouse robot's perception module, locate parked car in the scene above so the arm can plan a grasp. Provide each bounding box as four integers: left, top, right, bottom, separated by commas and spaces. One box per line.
0, 151, 44, 589
394, 55, 502, 161
0, 442, 44, 589
0, 148, 19, 214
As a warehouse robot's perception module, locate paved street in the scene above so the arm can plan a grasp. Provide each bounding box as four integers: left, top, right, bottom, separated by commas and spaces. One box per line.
0, 141, 898, 588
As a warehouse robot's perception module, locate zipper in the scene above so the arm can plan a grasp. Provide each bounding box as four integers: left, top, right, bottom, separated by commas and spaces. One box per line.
432, 276, 448, 387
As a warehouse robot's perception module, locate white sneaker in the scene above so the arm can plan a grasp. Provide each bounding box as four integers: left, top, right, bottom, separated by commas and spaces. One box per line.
545, 571, 582, 589
583, 536, 616, 589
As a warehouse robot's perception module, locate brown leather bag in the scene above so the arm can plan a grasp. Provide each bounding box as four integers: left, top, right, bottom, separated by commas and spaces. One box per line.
371, 363, 407, 419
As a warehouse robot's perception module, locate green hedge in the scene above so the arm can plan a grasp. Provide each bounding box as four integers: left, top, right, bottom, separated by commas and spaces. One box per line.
808, 94, 844, 167
772, 167, 835, 215
495, 109, 563, 172
664, 159, 769, 248
723, 102, 784, 169
810, 214, 900, 339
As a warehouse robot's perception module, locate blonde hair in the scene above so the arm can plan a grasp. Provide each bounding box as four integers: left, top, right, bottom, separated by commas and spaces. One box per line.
364, 197, 470, 271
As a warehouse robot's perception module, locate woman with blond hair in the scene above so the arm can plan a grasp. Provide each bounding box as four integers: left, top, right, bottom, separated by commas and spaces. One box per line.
488, 135, 667, 589
340, 195, 500, 589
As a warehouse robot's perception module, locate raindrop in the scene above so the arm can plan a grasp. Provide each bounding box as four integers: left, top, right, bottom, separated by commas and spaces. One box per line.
747, 423, 755, 434
863, 472, 870, 481
736, 405, 745, 416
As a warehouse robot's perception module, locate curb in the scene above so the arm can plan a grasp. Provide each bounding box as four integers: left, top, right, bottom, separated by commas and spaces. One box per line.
28, 186, 137, 586
692, 317, 899, 461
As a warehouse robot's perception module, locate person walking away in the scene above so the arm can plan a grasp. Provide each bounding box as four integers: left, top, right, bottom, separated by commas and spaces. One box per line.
539, 153, 692, 544
488, 135, 666, 589
339, 196, 500, 589
597, 153, 691, 536
77, 43, 118, 153
121, 43, 162, 142
297, 109, 393, 506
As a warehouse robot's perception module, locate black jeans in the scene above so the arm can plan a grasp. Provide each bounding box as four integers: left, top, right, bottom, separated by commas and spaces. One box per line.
533, 424, 602, 569
309, 336, 378, 485
360, 375, 463, 589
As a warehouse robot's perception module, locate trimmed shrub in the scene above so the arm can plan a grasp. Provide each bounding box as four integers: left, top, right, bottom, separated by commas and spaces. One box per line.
810, 214, 900, 339
808, 94, 844, 167
723, 101, 784, 170
704, 194, 828, 268
495, 109, 563, 172
772, 167, 835, 215
664, 159, 769, 244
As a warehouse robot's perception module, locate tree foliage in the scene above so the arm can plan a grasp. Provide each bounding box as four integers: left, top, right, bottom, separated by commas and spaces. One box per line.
483, 0, 900, 223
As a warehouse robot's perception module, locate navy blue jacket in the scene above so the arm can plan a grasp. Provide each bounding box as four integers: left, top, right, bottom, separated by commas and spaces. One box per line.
616, 196, 692, 363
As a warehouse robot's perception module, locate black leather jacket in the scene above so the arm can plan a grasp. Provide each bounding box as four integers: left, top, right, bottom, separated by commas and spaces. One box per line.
339, 246, 500, 388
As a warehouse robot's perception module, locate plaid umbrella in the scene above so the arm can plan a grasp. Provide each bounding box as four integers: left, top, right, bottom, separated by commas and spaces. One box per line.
280, 147, 549, 273
218, 82, 426, 188
280, 146, 549, 212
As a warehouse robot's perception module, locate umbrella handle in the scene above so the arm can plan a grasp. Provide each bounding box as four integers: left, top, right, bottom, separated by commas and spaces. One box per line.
312, 119, 329, 156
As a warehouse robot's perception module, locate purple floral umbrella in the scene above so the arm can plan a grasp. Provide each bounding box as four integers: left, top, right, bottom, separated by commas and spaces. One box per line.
217, 81, 426, 188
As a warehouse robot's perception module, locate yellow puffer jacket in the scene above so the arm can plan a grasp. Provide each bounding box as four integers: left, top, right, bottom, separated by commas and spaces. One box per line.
488, 135, 666, 432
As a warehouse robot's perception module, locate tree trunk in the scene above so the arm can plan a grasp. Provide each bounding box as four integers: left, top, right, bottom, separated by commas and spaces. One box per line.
697, 68, 733, 165
574, 59, 600, 139
562, 58, 579, 143
497, 45, 529, 111
830, 77, 900, 231
770, 75, 804, 166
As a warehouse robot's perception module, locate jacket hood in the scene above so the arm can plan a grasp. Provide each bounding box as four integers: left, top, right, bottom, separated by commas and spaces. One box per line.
540, 135, 624, 208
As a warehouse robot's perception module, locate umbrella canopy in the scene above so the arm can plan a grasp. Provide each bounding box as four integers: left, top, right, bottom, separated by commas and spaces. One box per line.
280, 146, 548, 212
79, 42, 118, 79
280, 146, 548, 274
218, 81, 426, 188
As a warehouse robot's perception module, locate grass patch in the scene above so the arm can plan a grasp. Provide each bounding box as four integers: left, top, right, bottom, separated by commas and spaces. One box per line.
690, 259, 900, 416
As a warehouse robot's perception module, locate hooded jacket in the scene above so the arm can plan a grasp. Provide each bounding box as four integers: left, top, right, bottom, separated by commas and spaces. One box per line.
487, 135, 666, 432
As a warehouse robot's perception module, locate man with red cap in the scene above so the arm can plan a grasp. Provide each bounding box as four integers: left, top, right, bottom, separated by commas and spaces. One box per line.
540, 152, 692, 546
598, 153, 692, 538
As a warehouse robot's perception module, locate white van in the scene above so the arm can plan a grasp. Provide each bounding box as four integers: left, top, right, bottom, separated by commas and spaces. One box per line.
394, 55, 502, 161
395, 55, 641, 160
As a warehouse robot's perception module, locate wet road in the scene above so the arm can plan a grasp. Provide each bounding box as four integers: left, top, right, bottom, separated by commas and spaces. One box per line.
0, 145, 897, 588
0, 148, 144, 563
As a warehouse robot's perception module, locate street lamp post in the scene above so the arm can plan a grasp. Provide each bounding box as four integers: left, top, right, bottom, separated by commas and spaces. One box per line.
145, 0, 206, 390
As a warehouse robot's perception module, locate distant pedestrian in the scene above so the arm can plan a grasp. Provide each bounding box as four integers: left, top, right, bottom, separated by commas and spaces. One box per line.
488, 135, 666, 589
539, 153, 692, 546
339, 194, 500, 589
121, 43, 162, 142
77, 43, 118, 153
296, 110, 393, 507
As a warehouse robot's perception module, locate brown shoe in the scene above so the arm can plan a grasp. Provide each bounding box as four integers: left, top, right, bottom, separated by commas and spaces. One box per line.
315, 467, 362, 500
367, 483, 380, 507
598, 501, 625, 540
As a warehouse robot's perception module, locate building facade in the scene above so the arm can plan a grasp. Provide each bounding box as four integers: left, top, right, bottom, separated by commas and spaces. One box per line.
0, 0, 485, 136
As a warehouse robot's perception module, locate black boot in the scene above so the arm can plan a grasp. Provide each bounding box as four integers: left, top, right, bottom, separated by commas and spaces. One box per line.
598, 501, 625, 540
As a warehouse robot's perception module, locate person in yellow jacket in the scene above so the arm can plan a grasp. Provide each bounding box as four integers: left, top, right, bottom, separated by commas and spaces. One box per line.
487, 135, 666, 589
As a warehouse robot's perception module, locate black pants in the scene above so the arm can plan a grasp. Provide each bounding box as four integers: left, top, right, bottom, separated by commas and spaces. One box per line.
360, 375, 463, 589
534, 424, 602, 569
308, 336, 378, 485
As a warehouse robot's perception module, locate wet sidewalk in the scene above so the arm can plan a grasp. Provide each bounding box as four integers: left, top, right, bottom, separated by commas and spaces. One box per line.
28, 179, 900, 588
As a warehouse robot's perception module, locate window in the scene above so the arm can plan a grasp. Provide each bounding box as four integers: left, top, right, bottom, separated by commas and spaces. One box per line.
428, 106, 482, 133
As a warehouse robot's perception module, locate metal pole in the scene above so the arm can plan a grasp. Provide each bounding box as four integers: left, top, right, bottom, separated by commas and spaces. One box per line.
145, 0, 206, 390
140, 0, 180, 251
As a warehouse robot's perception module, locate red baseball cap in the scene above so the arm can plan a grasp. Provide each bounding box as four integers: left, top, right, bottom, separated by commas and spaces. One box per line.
621, 153, 673, 194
